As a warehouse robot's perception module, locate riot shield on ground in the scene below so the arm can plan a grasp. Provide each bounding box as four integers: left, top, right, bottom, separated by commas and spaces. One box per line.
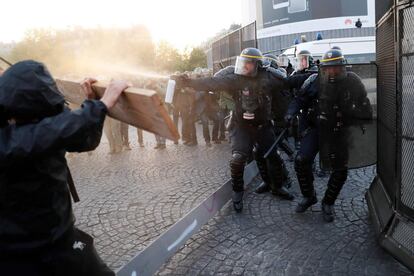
318, 63, 377, 170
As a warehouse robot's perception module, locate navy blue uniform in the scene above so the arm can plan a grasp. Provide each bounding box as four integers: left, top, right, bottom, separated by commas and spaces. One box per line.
287, 73, 320, 162
286, 72, 365, 205
178, 67, 292, 200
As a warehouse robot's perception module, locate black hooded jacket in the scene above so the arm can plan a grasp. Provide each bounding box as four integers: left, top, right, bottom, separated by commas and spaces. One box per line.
0, 61, 107, 253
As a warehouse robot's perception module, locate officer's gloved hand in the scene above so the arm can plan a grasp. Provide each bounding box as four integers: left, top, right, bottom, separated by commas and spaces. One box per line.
284, 114, 293, 128
171, 73, 190, 89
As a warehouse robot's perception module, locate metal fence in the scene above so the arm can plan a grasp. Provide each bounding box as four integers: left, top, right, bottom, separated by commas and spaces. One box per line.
211, 22, 257, 73
377, 8, 397, 201
398, 2, 414, 220
366, 0, 414, 272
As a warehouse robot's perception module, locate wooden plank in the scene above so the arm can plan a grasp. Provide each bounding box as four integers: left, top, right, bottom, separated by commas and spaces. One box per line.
56, 79, 179, 141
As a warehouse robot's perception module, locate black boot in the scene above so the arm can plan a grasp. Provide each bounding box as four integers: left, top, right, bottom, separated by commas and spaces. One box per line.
254, 181, 270, 194
295, 194, 318, 213
322, 202, 335, 222
322, 170, 348, 206
282, 162, 292, 189
294, 155, 317, 212
272, 186, 294, 200
230, 152, 246, 213
320, 170, 347, 221
267, 155, 294, 200
232, 191, 244, 213
255, 157, 271, 194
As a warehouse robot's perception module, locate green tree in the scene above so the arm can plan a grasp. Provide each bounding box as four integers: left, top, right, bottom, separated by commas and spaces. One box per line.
154, 41, 184, 73
186, 47, 207, 71
9, 25, 156, 75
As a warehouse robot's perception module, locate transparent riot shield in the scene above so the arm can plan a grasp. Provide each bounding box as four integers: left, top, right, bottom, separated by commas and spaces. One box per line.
318, 63, 377, 170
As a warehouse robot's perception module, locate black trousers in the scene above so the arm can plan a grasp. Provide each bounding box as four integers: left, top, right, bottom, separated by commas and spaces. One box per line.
295, 122, 348, 204
229, 123, 284, 192
230, 123, 276, 157
0, 227, 114, 276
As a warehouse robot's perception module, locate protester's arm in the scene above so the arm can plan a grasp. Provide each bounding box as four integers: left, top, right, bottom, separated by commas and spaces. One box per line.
0, 100, 106, 163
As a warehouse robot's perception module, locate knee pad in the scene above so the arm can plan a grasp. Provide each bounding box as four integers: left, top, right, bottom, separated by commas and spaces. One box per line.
230, 152, 247, 191
230, 152, 247, 168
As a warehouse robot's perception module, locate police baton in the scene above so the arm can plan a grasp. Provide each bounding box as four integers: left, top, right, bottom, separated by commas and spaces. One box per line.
264, 128, 288, 159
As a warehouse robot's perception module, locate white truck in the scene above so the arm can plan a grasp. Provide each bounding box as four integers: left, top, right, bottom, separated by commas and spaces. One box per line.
282, 36, 376, 66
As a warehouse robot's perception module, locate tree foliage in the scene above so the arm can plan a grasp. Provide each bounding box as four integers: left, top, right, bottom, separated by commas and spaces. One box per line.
9, 26, 155, 75
3, 23, 244, 75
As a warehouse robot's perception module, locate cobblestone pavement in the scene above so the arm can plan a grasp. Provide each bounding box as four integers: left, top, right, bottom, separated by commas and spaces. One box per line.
69, 127, 230, 269
69, 126, 412, 275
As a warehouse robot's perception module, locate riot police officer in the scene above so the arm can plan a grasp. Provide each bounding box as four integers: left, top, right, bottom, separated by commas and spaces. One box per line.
174, 48, 294, 212
278, 54, 294, 76
285, 49, 373, 222
262, 53, 279, 70
288, 49, 320, 150
254, 53, 294, 194
293, 49, 318, 75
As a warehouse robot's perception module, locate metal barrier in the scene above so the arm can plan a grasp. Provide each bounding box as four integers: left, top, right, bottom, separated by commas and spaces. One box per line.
366, 0, 414, 272
117, 162, 259, 276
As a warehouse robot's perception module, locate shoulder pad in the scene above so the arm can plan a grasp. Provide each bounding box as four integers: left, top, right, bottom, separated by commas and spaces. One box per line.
345, 71, 366, 91
301, 73, 318, 90
214, 66, 235, 77
346, 71, 363, 82
307, 65, 319, 73
266, 66, 286, 79
277, 68, 288, 77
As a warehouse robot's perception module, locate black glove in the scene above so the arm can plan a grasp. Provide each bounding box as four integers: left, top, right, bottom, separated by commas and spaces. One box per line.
170, 74, 190, 88
284, 114, 293, 128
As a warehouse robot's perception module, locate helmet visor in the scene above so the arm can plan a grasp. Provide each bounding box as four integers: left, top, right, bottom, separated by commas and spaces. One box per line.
277, 55, 289, 68
262, 58, 271, 68
296, 54, 310, 71
264, 56, 278, 68
235, 56, 258, 77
